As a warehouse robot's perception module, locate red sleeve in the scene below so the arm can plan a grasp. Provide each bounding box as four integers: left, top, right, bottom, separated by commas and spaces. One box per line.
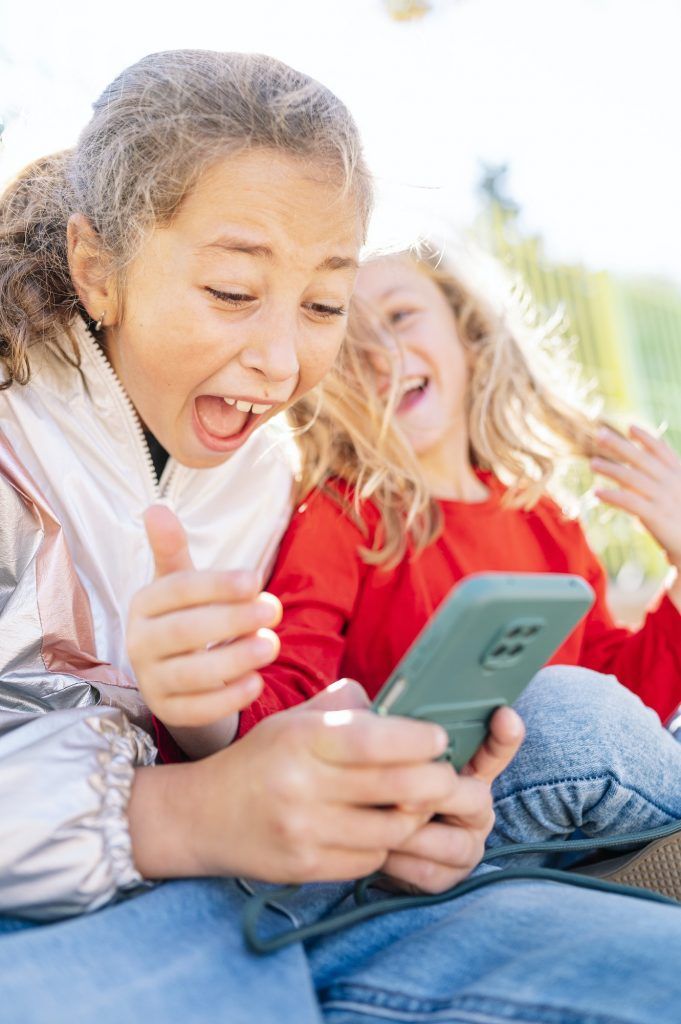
570, 520, 681, 721
236, 487, 372, 738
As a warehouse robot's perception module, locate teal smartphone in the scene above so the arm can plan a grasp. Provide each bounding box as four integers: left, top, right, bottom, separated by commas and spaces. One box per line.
372, 572, 595, 769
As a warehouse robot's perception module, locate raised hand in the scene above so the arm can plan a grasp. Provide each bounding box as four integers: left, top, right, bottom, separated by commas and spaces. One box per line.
592, 425, 681, 575
127, 504, 282, 730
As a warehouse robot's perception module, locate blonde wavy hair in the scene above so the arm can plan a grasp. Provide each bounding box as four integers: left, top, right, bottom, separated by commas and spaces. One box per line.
290, 240, 609, 568
0, 50, 371, 385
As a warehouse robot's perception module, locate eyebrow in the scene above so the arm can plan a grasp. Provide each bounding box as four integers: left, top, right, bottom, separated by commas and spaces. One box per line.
376, 286, 418, 301
200, 236, 357, 272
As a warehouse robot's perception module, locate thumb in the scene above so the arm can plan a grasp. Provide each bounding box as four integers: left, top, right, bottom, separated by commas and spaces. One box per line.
296, 678, 371, 714
144, 504, 195, 578
461, 705, 525, 784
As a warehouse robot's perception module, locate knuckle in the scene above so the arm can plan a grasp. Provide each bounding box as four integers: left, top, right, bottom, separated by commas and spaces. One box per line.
433, 763, 458, 801
171, 618, 197, 651
215, 643, 250, 678
267, 712, 306, 750
410, 857, 441, 893
347, 720, 375, 762
266, 762, 310, 805
458, 827, 484, 868
176, 610, 210, 651
337, 679, 368, 705
465, 775, 492, 809
382, 765, 410, 797
476, 782, 494, 813
363, 849, 388, 876
388, 814, 416, 848
286, 844, 321, 881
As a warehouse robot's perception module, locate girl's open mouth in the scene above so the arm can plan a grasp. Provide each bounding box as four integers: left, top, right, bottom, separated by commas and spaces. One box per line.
192, 395, 273, 453
396, 376, 429, 416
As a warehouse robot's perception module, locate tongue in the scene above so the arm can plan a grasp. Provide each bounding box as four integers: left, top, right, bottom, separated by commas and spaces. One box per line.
195, 396, 249, 438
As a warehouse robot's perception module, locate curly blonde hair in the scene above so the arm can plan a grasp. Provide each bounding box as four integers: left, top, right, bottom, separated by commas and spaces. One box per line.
0, 50, 372, 387
291, 240, 608, 567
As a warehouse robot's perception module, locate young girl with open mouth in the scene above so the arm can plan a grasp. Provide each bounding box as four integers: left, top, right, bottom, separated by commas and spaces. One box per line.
6, 50, 681, 1023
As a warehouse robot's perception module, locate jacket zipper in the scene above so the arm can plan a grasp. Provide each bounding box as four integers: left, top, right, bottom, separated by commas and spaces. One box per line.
83, 325, 177, 501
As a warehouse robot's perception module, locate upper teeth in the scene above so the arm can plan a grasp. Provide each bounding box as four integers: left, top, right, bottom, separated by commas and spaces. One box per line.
397, 376, 427, 400
223, 398, 271, 414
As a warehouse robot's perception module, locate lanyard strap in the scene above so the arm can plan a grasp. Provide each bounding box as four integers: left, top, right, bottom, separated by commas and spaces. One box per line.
243, 818, 681, 955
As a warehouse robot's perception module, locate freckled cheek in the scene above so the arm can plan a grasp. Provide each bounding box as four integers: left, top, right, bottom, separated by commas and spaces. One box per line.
297, 330, 346, 391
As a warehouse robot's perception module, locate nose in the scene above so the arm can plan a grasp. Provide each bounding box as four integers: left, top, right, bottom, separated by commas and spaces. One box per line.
365, 316, 401, 380
238, 309, 300, 385
366, 343, 393, 380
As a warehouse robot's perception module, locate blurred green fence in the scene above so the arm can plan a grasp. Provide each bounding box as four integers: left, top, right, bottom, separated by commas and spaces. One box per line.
479, 201, 681, 584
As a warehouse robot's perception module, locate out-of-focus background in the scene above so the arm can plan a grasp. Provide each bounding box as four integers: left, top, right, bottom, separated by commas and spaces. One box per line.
2, 0, 680, 622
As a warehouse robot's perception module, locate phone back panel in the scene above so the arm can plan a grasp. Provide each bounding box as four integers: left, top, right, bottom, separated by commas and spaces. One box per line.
373, 573, 594, 769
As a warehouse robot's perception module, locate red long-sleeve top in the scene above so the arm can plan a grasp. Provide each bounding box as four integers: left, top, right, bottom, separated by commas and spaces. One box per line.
236, 473, 681, 738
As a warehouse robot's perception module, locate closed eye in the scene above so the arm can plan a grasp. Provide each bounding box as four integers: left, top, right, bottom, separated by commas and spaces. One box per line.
305, 302, 347, 319
389, 309, 417, 325
205, 287, 255, 306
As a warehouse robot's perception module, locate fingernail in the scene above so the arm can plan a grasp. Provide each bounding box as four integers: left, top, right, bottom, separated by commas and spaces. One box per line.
253, 630, 278, 657
507, 711, 525, 739
434, 726, 449, 753
257, 593, 282, 624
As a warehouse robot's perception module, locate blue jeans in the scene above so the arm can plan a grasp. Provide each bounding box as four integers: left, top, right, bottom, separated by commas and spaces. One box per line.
2, 666, 681, 1024
489, 665, 681, 857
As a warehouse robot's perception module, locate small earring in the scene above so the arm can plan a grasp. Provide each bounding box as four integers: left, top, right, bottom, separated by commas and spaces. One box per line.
94, 312, 106, 332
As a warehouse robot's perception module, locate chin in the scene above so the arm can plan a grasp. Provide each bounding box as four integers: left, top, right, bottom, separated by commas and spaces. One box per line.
191, 450, 235, 469
176, 442, 235, 470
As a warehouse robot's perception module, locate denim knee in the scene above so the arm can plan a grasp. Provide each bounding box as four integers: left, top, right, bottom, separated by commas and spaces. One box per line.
509, 665, 666, 782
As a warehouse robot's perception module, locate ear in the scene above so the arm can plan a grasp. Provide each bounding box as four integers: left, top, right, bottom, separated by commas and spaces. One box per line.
67, 213, 119, 324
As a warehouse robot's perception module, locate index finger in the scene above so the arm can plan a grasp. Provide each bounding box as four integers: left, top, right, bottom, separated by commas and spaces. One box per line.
310, 709, 449, 767
461, 705, 525, 784
133, 569, 262, 617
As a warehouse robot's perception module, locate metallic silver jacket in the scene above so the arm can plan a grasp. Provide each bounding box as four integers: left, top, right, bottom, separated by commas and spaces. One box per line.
0, 321, 295, 920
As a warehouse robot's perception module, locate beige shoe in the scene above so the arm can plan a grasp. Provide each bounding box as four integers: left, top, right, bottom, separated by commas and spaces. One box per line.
572, 832, 681, 902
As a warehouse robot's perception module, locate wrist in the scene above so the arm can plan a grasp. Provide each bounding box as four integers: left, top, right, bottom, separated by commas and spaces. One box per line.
128, 761, 209, 879
165, 714, 239, 760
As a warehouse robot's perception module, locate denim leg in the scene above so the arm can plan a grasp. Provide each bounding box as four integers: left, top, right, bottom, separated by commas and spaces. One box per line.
490, 665, 681, 852
305, 878, 681, 1024
4, 868, 681, 1024
0, 879, 322, 1024
243, 815, 681, 1024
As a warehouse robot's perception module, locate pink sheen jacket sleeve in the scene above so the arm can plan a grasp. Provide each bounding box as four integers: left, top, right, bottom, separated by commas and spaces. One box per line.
0, 444, 156, 920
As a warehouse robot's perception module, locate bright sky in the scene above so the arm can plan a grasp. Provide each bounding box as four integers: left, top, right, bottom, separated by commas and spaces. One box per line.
2, 0, 680, 282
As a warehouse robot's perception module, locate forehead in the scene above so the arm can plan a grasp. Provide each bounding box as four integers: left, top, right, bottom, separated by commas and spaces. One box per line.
356, 256, 434, 301
172, 149, 363, 263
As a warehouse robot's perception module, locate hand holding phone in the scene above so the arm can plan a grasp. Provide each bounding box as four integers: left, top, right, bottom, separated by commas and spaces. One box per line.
372, 573, 594, 769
